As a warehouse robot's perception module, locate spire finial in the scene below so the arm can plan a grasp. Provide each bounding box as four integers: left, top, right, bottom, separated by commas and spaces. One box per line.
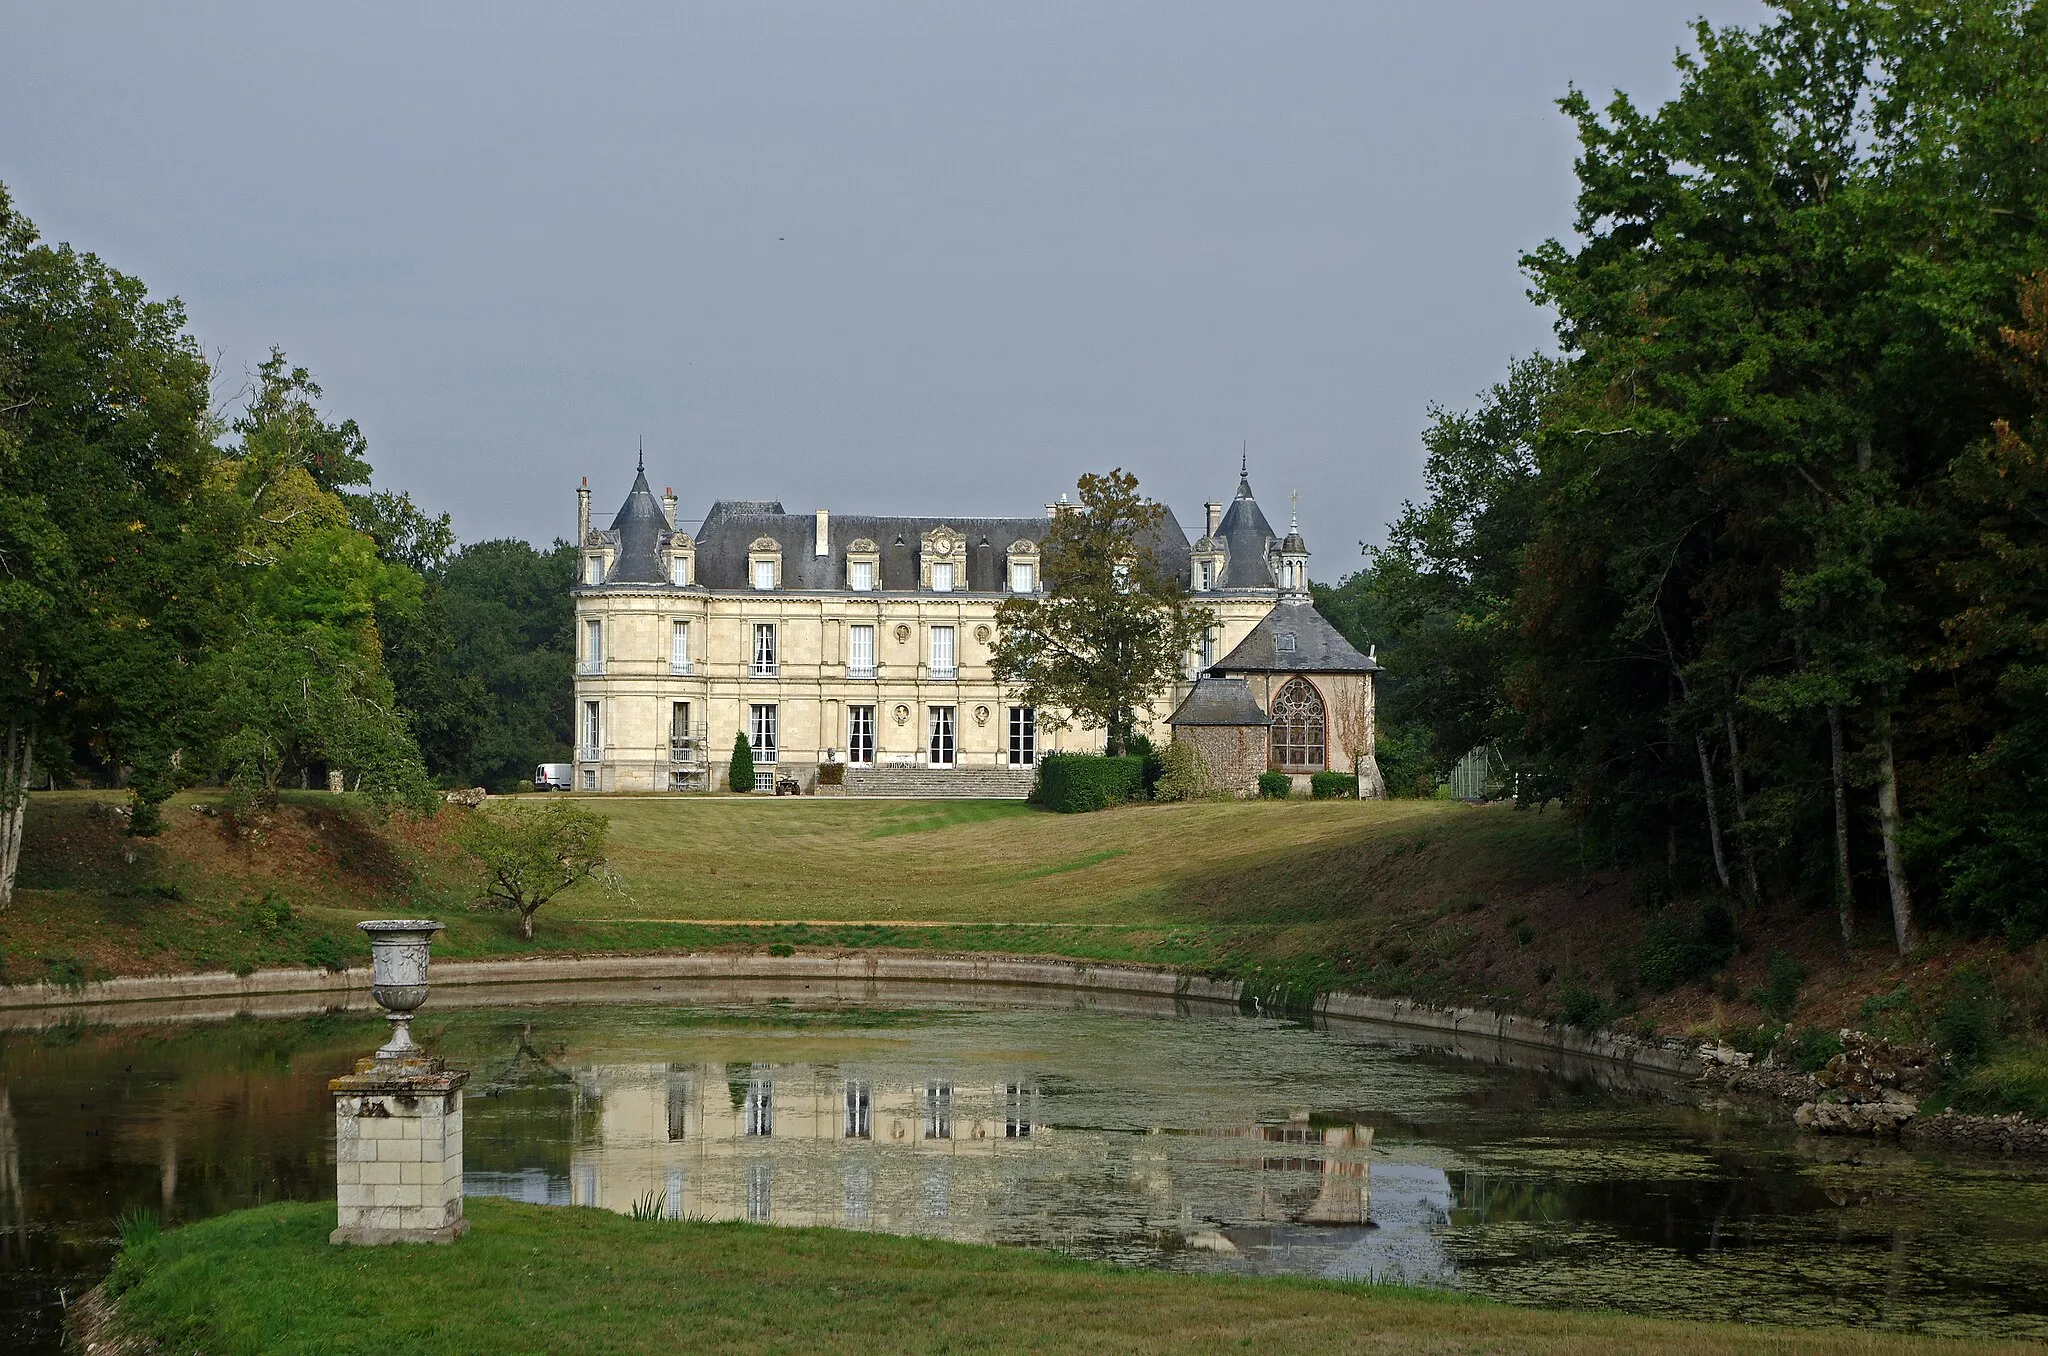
637, 435, 644, 473
1289, 490, 1300, 532
1241, 442, 1248, 479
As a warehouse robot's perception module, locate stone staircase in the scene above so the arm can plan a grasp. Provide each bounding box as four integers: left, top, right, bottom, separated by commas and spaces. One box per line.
842, 765, 1038, 799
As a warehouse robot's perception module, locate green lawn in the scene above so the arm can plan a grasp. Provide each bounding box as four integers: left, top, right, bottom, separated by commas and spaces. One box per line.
8, 792, 1596, 1014
99, 1197, 2021, 1356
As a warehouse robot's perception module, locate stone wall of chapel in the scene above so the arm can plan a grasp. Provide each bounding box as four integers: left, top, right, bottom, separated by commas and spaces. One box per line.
1218, 669, 1377, 776
1176, 725, 1268, 797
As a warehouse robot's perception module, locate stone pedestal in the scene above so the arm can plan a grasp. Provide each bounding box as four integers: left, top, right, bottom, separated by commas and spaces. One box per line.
331, 1055, 469, 1245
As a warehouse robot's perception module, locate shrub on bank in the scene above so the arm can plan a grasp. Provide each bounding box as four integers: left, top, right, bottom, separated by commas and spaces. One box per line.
1256, 772, 1291, 800
728, 733, 755, 793
1033, 754, 1146, 813
1309, 771, 1357, 800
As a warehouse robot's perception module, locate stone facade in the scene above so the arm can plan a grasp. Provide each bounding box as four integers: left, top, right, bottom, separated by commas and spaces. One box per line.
1175, 724, 1270, 797
331, 1058, 469, 1244
571, 461, 1321, 794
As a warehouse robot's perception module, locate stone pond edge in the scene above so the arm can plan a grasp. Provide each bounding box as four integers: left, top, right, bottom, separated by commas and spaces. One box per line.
0, 949, 1716, 1078
8, 950, 2044, 1154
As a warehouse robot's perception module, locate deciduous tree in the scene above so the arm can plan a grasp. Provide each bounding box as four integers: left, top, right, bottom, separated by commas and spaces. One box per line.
991, 470, 1209, 755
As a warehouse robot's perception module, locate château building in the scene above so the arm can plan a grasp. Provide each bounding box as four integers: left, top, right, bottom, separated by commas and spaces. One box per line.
569, 457, 1379, 795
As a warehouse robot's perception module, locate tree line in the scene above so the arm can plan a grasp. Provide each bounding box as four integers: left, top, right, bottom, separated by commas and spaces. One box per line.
1318, 0, 2048, 952
0, 184, 575, 906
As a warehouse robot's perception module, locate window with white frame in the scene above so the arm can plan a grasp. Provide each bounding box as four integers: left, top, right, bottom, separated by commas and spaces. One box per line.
847, 705, 875, 766
929, 625, 956, 679
1004, 1082, 1034, 1139
1197, 559, 1214, 591
581, 700, 601, 757
1198, 627, 1215, 671
849, 558, 874, 592
930, 561, 954, 593
848, 623, 876, 678
670, 555, 690, 586
585, 555, 602, 586
1007, 706, 1036, 765
1009, 560, 1035, 593
749, 704, 778, 764
581, 768, 597, 791
922, 1082, 953, 1140
582, 618, 603, 671
928, 705, 955, 766
670, 620, 691, 674
752, 623, 777, 676
744, 1078, 774, 1136
752, 559, 776, 590
843, 1080, 872, 1139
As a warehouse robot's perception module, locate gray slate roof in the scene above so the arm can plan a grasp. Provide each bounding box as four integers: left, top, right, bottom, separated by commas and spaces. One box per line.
1211, 599, 1379, 673
606, 465, 671, 584
694, 504, 1047, 593
1168, 676, 1271, 726
1215, 475, 1277, 589
587, 465, 1211, 594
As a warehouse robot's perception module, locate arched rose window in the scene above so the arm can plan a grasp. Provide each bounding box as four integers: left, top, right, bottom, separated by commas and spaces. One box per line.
1269, 677, 1326, 771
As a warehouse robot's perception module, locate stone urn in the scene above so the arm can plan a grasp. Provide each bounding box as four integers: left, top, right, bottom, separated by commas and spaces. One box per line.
334, 918, 469, 1245
358, 919, 444, 1060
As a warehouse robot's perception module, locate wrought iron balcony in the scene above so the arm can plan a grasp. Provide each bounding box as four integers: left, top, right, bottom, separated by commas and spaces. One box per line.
846, 664, 877, 680
576, 660, 605, 677
577, 745, 603, 764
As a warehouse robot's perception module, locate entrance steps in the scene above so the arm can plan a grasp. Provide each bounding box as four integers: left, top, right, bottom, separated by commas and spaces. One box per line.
843, 766, 1037, 799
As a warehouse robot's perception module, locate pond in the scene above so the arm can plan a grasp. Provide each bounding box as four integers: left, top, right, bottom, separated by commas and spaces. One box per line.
3, 981, 2046, 1351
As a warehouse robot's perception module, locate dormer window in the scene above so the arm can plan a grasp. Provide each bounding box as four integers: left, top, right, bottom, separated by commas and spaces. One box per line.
1197, 560, 1214, 592
1006, 539, 1040, 594
585, 555, 603, 586
845, 538, 880, 591
671, 556, 690, 586
748, 537, 782, 590
668, 534, 695, 587
1277, 632, 1297, 653
920, 526, 965, 592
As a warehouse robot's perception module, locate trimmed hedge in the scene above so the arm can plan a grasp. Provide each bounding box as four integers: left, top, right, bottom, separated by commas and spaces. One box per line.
1257, 772, 1292, 799
1034, 754, 1147, 813
1309, 771, 1357, 799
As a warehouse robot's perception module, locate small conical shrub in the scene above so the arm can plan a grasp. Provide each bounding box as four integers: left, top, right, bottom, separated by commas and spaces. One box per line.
729, 732, 755, 792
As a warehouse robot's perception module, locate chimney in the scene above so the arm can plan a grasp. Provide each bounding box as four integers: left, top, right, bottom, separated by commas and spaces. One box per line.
814, 509, 830, 557
1205, 501, 1222, 538
662, 487, 677, 529
577, 477, 590, 545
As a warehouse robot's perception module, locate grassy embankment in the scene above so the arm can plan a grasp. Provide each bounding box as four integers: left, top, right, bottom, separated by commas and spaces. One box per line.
7, 789, 2047, 1098
95, 1196, 2027, 1356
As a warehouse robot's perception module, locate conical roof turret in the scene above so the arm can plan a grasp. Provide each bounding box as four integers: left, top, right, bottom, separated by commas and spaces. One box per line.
607, 457, 670, 583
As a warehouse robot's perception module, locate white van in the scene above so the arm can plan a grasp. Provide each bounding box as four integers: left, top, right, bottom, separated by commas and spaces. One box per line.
534, 763, 574, 792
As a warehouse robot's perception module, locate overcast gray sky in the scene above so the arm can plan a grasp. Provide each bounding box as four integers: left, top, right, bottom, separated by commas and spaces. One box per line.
6, 1, 1767, 572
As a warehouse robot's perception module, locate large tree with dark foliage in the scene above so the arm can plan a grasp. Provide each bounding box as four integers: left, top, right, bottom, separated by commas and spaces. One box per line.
434, 538, 576, 790
1326, 1, 2048, 951
0, 184, 235, 898
991, 469, 1209, 755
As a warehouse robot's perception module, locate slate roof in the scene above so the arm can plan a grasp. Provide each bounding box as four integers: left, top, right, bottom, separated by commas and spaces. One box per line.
1215, 474, 1277, 590
606, 465, 671, 584
1211, 599, 1379, 673
1167, 676, 1271, 727
587, 464, 1211, 593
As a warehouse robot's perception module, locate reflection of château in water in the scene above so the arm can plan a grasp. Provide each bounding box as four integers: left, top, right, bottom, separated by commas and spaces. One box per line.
505, 1062, 1377, 1244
